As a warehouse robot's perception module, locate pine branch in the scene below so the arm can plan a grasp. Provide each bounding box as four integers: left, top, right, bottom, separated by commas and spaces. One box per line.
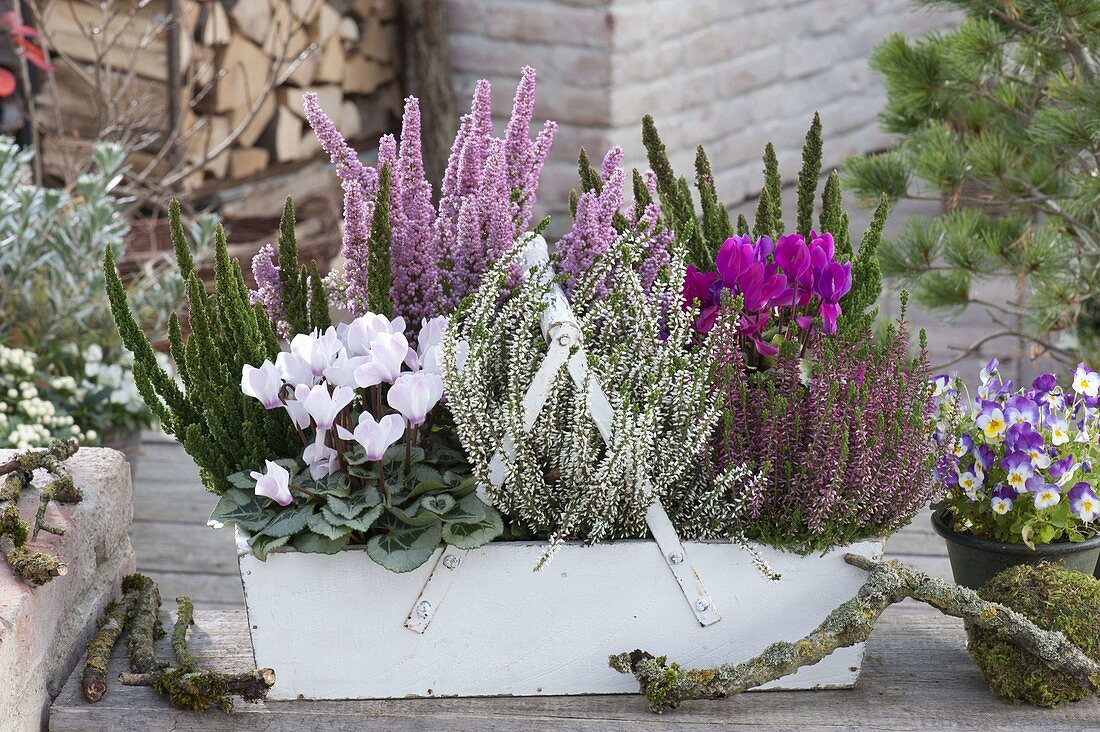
168, 199, 195, 281
612, 555, 1100, 713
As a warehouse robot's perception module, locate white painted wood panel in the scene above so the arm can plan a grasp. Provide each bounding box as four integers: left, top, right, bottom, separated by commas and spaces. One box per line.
237, 531, 883, 700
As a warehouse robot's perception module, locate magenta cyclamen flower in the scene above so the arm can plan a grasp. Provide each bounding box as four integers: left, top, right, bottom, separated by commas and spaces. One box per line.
683, 230, 853, 354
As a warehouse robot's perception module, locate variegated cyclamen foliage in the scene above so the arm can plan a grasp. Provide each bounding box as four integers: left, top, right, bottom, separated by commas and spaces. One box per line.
441, 231, 765, 567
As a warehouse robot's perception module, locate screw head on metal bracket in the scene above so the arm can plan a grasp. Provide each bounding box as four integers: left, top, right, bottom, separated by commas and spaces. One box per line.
557, 333, 572, 346
667, 551, 685, 565
442, 554, 461, 570
694, 598, 711, 613
414, 600, 433, 619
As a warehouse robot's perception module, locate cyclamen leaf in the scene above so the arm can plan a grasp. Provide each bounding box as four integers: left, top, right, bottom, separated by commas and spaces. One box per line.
249, 534, 290, 561
343, 444, 367, 465
226, 471, 256, 490
322, 503, 383, 532
366, 513, 442, 572
207, 488, 271, 532
441, 493, 488, 524
420, 493, 456, 515
388, 503, 441, 527
307, 510, 353, 540
256, 505, 312, 538
326, 486, 382, 519
441, 507, 504, 550
292, 530, 351, 555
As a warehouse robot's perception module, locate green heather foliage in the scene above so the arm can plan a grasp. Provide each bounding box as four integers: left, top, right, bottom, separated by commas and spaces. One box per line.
367, 164, 394, 317
968, 563, 1100, 707
104, 201, 328, 494
846, 0, 1100, 359
642, 114, 889, 338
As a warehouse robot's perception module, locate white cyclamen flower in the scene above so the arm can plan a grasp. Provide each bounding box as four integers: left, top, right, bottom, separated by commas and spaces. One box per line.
241, 360, 284, 409
337, 412, 405, 461
251, 460, 292, 506
387, 372, 444, 426
355, 331, 409, 387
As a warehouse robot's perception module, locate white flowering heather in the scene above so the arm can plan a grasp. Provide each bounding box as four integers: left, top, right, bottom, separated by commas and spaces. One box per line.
441, 233, 764, 559
0, 345, 91, 449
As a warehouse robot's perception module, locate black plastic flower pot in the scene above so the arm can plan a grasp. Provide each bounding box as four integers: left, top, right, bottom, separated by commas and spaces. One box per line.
930, 509, 1100, 590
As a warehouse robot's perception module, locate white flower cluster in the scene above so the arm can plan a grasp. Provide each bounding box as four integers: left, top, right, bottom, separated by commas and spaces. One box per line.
82, 344, 145, 415
0, 345, 92, 449
442, 233, 765, 564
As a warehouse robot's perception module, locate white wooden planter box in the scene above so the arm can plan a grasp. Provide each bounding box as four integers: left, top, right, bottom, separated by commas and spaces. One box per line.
237, 530, 883, 700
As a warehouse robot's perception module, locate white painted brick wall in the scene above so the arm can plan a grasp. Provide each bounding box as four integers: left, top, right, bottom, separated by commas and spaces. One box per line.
447, 0, 955, 229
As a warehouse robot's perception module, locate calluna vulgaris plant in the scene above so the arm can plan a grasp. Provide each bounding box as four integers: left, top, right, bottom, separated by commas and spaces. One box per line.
643, 117, 940, 552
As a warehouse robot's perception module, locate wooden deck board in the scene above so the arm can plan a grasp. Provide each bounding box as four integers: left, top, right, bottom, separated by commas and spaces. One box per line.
49, 609, 1100, 730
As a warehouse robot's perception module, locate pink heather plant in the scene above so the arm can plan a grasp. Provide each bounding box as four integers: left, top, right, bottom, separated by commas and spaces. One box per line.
249, 243, 290, 339
298, 66, 557, 329
712, 311, 941, 552
557, 147, 674, 301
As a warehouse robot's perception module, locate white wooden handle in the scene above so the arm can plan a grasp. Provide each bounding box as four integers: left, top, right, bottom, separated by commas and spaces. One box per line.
406, 233, 721, 632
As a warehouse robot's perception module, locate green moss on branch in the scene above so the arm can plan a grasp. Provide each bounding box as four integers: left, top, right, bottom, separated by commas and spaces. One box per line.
612, 556, 1100, 712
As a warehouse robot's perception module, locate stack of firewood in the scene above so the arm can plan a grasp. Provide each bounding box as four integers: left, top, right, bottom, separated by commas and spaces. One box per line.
34, 0, 402, 188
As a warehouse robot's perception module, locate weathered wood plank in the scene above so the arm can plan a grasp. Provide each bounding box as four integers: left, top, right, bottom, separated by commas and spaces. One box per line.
49, 610, 1099, 731
130, 522, 239, 575
141, 569, 245, 608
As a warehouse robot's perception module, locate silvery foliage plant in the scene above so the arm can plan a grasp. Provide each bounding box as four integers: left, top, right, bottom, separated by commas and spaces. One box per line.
442, 231, 766, 568
0, 137, 208, 441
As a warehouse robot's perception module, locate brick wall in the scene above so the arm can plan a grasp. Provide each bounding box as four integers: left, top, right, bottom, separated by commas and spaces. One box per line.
447, 0, 954, 229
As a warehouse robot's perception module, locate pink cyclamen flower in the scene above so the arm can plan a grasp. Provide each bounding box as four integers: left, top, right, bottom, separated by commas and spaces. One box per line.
388, 371, 444, 425
298, 383, 356, 431
303, 442, 340, 481
355, 330, 409, 387
337, 412, 405, 461
241, 361, 284, 409
251, 460, 292, 506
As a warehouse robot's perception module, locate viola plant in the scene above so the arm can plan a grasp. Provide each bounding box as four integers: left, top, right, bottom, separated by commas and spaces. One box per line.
932, 360, 1100, 547
211, 313, 500, 569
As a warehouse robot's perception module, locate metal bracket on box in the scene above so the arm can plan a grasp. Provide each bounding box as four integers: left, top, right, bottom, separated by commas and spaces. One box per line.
404, 235, 721, 633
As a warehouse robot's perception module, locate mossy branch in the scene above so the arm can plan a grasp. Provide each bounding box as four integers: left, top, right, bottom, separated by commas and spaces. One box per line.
85, 577, 276, 711
82, 576, 150, 703
612, 556, 1100, 713
0, 440, 80, 584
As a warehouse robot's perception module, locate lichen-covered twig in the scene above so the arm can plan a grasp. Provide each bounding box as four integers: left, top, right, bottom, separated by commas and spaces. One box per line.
119, 592, 276, 711
0, 439, 81, 584
124, 574, 166, 675
82, 575, 151, 702
171, 595, 197, 672
611, 555, 1100, 712
85, 578, 276, 711
119, 668, 277, 712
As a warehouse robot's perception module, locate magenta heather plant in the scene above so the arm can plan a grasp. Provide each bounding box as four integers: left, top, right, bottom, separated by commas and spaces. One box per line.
292, 66, 557, 331
713, 312, 941, 552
